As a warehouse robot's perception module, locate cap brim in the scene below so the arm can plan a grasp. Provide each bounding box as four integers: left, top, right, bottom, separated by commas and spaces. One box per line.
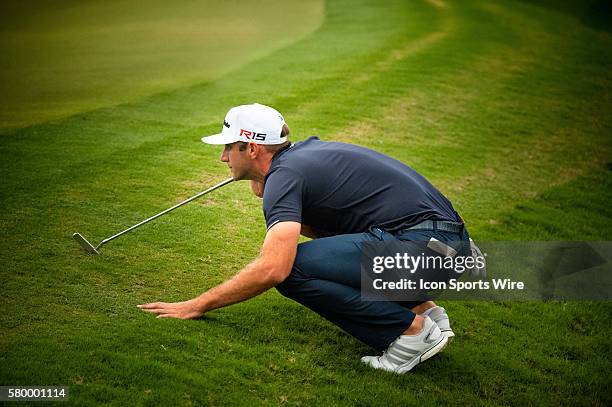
201, 133, 239, 145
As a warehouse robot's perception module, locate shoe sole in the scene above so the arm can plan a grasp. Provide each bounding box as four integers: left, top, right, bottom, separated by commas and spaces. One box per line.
395, 334, 448, 374
442, 329, 455, 342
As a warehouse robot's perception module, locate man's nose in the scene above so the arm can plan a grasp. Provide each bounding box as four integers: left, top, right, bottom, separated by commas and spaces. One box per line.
220, 149, 228, 162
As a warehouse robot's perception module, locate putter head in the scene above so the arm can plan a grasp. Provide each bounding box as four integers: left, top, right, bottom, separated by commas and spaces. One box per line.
73, 233, 100, 255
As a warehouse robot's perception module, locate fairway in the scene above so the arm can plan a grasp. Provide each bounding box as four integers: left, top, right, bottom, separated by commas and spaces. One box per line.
1, 0, 611, 405
0, 0, 323, 129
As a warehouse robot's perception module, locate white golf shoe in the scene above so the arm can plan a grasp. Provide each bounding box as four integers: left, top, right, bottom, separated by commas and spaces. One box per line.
361, 316, 447, 374
421, 306, 454, 340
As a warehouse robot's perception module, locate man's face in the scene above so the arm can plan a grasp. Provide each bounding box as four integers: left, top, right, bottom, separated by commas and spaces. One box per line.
220, 142, 253, 180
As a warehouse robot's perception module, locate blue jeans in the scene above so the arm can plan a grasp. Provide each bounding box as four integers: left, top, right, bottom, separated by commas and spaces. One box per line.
276, 226, 470, 350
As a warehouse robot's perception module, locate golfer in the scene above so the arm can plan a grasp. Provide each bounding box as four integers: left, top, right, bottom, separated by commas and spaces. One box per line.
139, 103, 471, 373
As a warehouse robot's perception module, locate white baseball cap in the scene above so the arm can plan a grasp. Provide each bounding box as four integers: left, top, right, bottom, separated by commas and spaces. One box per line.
201, 103, 287, 145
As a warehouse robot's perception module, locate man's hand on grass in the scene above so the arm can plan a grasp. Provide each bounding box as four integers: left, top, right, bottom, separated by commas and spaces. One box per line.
137, 299, 204, 319
138, 223, 300, 322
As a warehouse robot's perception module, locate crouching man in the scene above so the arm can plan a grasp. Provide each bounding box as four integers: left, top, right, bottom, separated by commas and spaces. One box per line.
139, 103, 470, 373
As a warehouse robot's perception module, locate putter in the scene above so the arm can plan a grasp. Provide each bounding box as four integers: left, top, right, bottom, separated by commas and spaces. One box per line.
73, 177, 234, 254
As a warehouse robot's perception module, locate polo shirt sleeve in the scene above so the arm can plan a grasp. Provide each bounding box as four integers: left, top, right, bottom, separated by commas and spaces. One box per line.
263, 168, 304, 230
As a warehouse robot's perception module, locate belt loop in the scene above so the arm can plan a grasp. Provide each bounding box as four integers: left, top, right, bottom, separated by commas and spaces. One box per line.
433, 220, 438, 233
368, 226, 384, 240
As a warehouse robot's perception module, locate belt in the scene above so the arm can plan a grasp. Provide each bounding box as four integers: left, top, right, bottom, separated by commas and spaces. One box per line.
404, 220, 464, 234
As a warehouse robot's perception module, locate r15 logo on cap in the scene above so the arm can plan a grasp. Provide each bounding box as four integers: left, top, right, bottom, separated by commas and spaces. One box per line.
240, 129, 267, 141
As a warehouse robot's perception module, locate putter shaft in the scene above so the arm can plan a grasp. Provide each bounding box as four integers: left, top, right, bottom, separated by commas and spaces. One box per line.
74, 177, 233, 254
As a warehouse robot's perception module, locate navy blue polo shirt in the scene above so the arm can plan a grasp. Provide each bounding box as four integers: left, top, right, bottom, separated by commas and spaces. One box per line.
262, 137, 460, 235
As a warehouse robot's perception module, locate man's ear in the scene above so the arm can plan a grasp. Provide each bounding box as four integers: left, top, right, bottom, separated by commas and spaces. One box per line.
248, 142, 260, 159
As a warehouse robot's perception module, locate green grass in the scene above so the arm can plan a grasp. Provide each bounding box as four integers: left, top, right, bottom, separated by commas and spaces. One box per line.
0, 0, 323, 130
1, 0, 612, 405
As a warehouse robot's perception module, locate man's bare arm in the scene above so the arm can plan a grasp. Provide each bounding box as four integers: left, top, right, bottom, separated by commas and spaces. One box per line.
138, 221, 301, 319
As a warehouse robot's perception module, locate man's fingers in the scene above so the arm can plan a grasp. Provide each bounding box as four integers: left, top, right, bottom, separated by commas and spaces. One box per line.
137, 303, 172, 315
137, 302, 165, 309
137, 302, 198, 320
140, 308, 165, 314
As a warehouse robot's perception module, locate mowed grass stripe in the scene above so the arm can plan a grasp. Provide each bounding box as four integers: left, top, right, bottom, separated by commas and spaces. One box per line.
428, 1, 612, 231
290, 1, 527, 139
0, 0, 324, 130
325, 0, 611, 233
0, 0, 434, 200
479, 167, 612, 239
